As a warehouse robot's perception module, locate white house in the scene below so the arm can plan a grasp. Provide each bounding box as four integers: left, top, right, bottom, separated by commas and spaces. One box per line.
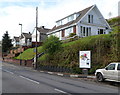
12, 36, 20, 47
47, 5, 111, 40
20, 32, 32, 46
32, 26, 50, 42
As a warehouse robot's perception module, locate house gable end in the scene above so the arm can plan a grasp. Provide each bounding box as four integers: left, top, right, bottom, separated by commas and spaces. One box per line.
77, 5, 95, 24
78, 5, 111, 29
93, 5, 111, 29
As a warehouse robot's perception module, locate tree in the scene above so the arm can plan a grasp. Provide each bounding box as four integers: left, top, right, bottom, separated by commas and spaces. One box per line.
42, 35, 62, 55
2, 31, 13, 53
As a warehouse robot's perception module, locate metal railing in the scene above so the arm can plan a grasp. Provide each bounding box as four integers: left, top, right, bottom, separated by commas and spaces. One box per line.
37, 64, 72, 73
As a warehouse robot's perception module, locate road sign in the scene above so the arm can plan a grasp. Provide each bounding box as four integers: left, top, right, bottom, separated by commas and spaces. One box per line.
79, 51, 91, 68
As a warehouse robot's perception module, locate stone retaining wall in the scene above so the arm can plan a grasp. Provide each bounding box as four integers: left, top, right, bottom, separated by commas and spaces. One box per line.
3, 58, 33, 67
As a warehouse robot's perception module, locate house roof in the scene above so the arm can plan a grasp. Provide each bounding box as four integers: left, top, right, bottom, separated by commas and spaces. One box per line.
37, 26, 50, 34
48, 5, 94, 33
14, 37, 19, 42
21, 33, 32, 39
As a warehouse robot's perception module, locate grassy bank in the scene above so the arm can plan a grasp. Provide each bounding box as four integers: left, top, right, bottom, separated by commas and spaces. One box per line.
15, 17, 120, 74
15, 32, 120, 74
15, 46, 43, 60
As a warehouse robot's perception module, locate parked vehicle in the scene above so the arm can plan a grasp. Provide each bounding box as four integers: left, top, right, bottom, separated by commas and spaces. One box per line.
95, 62, 120, 82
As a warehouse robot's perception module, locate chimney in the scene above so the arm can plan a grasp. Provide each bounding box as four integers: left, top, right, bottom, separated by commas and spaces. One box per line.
41, 26, 44, 29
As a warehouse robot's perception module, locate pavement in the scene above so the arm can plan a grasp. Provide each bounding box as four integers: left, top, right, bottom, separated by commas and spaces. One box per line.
38, 70, 96, 79
2, 60, 96, 80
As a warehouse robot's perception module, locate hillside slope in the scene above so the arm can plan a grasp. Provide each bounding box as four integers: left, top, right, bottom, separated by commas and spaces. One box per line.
15, 16, 120, 74
38, 17, 120, 74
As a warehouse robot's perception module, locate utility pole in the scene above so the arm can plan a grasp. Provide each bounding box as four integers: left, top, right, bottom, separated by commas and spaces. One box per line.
19, 23, 22, 65
35, 7, 38, 69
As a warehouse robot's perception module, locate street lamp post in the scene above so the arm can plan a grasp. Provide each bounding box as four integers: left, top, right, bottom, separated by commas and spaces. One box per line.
19, 23, 22, 65
35, 7, 38, 69
19, 24, 22, 34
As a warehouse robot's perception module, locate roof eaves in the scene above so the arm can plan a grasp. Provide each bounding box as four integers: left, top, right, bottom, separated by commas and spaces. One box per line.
48, 5, 95, 34
56, 12, 77, 22
47, 23, 77, 35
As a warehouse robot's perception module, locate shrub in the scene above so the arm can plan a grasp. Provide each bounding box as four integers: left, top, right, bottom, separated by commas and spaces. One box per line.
42, 35, 62, 55
69, 33, 76, 37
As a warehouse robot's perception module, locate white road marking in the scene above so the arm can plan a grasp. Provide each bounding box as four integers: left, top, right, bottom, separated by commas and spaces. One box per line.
4, 70, 14, 74
54, 88, 67, 93
19, 75, 40, 84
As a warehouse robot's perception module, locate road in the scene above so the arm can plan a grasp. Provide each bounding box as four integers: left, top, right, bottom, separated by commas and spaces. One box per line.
1, 61, 119, 95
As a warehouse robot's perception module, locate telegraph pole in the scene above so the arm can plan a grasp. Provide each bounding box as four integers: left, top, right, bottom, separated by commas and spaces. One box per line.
19, 23, 22, 65
35, 7, 38, 69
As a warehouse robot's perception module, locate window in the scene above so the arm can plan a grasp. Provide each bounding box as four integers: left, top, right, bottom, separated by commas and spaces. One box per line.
65, 27, 73, 37
117, 64, 120, 70
67, 15, 74, 22
98, 29, 104, 34
57, 21, 62, 26
86, 28, 89, 36
100, 29, 104, 34
88, 15, 93, 23
88, 15, 91, 23
91, 15, 93, 23
81, 26, 83, 37
55, 32, 60, 38
89, 27, 91, 36
83, 27, 85, 36
81, 27, 91, 37
106, 64, 115, 70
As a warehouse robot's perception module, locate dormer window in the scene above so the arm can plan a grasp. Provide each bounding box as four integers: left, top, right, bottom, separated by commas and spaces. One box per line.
56, 14, 77, 26
67, 15, 74, 22
88, 14, 93, 23
57, 21, 62, 26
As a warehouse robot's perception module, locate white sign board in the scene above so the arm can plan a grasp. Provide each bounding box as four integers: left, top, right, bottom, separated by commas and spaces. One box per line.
79, 51, 91, 68
34, 56, 36, 64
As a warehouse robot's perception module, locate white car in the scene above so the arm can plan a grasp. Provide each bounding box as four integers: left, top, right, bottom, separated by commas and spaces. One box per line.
95, 62, 120, 82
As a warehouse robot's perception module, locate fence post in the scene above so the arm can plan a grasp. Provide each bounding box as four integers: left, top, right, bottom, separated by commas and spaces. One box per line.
25, 60, 27, 66
20, 59, 22, 65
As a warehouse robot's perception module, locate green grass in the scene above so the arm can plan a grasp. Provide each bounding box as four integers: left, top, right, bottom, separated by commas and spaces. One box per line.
16, 46, 43, 60
14, 17, 120, 74
62, 40, 77, 47
38, 54, 48, 61
16, 34, 111, 60
62, 34, 110, 48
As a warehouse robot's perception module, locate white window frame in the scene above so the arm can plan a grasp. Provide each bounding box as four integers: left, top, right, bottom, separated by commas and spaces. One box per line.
80, 26, 91, 37
65, 27, 73, 37
88, 14, 93, 23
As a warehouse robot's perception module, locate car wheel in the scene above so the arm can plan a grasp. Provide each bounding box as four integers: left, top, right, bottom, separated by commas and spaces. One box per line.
96, 73, 104, 82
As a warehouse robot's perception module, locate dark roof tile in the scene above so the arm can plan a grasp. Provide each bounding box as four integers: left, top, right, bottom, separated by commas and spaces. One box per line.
14, 37, 19, 42
37, 27, 50, 34
21, 33, 32, 39
48, 5, 94, 33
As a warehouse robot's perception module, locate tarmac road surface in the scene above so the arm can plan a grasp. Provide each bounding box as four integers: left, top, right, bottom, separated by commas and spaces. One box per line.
1, 61, 119, 95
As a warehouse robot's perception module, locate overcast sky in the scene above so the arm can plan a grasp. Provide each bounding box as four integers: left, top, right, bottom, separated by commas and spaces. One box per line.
0, 0, 119, 40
